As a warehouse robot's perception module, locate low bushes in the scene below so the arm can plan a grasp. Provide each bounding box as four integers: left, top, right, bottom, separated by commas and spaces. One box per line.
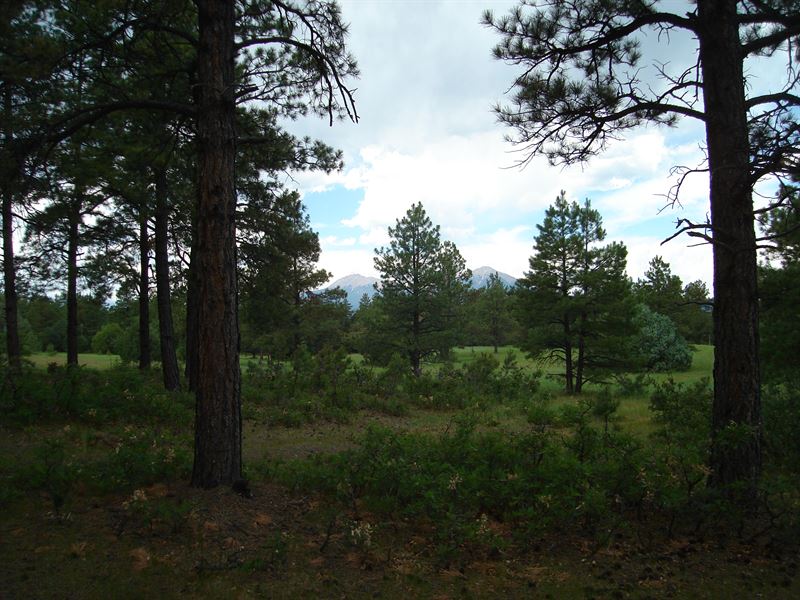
242, 348, 542, 425
0, 363, 193, 427
270, 378, 800, 560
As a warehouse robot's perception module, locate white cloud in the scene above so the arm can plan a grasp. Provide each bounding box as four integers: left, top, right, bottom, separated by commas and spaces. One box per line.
626, 235, 713, 287
456, 226, 534, 279
316, 248, 378, 282
280, 1, 788, 290
321, 235, 357, 247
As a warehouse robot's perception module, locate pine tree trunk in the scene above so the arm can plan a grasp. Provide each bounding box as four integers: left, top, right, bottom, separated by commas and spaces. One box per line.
154, 169, 181, 391
190, 0, 242, 488
2, 87, 21, 369
139, 199, 151, 370
698, 0, 761, 498
411, 308, 421, 377
575, 312, 586, 394
66, 201, 79, 368
563, 316, 574, 394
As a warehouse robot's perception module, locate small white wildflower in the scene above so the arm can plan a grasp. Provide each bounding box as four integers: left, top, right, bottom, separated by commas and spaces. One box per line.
476, 513, 490, 536
448, 473, 463, 491
349, 521, 373, 548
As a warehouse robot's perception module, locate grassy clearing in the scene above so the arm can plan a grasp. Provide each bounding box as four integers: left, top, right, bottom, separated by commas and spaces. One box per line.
26, 352, 122, 369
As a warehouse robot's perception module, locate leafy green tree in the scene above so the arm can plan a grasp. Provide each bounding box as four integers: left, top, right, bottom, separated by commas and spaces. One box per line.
484, 0, 800, 495
374, 203, 472, 376
516, 192, 634, 393
91, 322, 126, 355
632, 304, 692, 372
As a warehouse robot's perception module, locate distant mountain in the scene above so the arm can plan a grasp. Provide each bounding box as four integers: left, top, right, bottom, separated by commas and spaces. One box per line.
470, 266, 517, 289
326, 274, 380, 309
326, 266, 517, 310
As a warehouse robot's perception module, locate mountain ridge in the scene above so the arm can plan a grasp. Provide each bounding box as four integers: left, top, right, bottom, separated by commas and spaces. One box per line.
325, 266, 517, 309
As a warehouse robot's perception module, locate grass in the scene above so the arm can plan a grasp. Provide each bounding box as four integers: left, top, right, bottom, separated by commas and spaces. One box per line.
25, 352, 122, 369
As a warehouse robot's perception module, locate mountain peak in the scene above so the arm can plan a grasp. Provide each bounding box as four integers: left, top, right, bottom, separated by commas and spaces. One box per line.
471, 266, 516, 289
328, 273, 379, 289
326, 274, 380, 308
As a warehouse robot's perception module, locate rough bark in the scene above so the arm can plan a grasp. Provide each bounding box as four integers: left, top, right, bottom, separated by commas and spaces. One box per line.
138, 199, 151, 370
154, 168, 181, 391
698, 0, 762, 497
66, 200, 79, 368
2, 87, 21, 369
190, 0, 242, 488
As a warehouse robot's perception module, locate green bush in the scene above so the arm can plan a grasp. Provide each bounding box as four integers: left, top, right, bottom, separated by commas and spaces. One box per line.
0, 364, 192, 426
632, 305, 693, 371
273, 401, 651, 557
763, 380, 800, 474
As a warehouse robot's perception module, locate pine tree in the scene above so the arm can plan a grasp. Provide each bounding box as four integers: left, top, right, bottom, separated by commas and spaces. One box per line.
374, 203, 471, 376
475, 272, 515, 353
516, 192, 634, 393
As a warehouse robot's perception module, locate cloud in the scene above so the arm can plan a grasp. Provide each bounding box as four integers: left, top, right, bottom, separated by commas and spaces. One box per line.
316, 248, 378, 282
456, 226, 534, 279
320, 235, 357, 247
625, 235, 713, 287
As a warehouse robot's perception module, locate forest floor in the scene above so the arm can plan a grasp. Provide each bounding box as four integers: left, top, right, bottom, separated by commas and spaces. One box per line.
2, 413, 798, 599
2, 346, 798, 598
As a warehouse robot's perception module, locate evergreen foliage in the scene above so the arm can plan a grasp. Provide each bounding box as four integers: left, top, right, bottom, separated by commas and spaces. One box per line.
632, 304, 692, 372
516, 192, 635, 393
372, 203, 471, 375
759, 195, 800, 382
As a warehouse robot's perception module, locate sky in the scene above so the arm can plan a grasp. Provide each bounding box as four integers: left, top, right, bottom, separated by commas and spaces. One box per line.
279, 0, 785, 287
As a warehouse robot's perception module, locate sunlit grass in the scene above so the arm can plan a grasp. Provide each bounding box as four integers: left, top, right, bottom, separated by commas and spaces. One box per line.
26, 352, 121, 369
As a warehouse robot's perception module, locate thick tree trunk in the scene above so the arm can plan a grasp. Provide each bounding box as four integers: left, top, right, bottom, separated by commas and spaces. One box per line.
698, 0, 761, 497
2, 87, 21, 369
190, 0, 242, 488
154, 169, 181, 391
139, 199, 151, 370
66, 201, 79, 368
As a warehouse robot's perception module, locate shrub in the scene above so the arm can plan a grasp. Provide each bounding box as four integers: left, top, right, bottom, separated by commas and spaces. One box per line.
632, 304, 693, 371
